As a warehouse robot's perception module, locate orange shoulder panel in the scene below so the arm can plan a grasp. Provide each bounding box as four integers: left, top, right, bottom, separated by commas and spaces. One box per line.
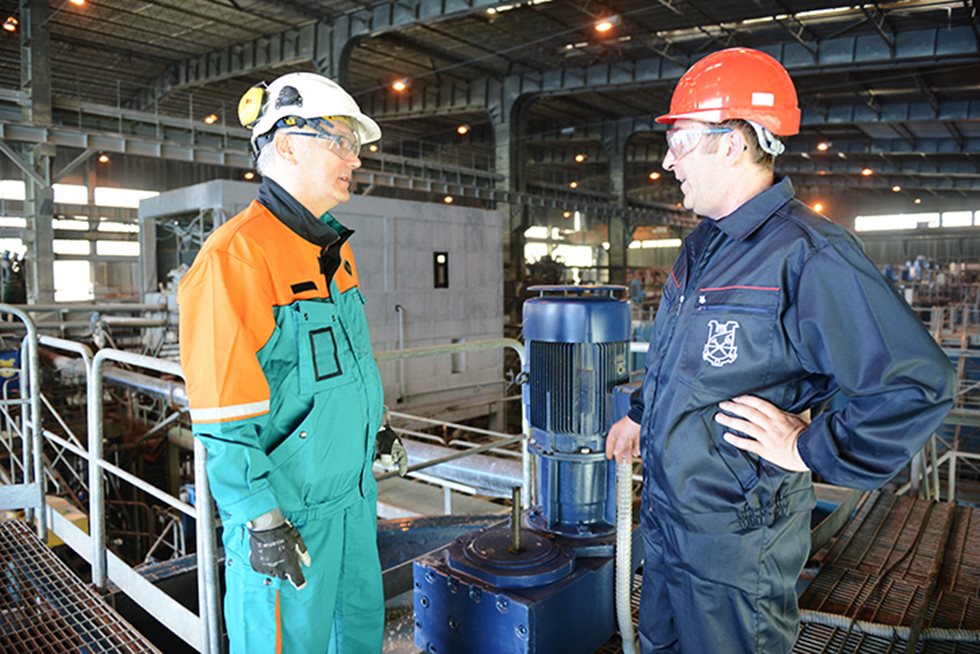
178, 202, 280, 423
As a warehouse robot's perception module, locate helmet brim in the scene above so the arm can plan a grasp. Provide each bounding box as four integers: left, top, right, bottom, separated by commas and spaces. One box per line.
348, 111, 382, 144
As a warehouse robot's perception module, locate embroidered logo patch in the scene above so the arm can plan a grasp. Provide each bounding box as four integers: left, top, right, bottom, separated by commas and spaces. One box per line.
702, 319, 740, 368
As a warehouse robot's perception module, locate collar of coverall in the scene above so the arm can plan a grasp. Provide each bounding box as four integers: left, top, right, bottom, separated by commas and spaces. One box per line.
712, 176, 795, 242
258, 176, 352, 248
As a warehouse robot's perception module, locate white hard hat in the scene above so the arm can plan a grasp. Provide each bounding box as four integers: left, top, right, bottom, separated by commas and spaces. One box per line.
238, 72, 381, 152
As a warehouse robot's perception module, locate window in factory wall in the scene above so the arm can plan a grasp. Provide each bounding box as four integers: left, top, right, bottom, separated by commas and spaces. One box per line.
98, 221, 139, 233
0, 181, 24, 200
93, 187, 159, 208
0, 239, 25, 257
551, 244, 594, 268
97, 241, 140, 257
0, 181, 88, 203
54, 240, 91, 255
0, 217, 26, 228
854, 213, 940, 231
942, 211, 973, 227
53, 184, 87, 204
54, 261, 92, 302
524, 242, 549, 263
53, 218, 90, 231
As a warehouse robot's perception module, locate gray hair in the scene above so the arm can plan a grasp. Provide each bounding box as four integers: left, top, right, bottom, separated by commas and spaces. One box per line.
255, 139, 277, 177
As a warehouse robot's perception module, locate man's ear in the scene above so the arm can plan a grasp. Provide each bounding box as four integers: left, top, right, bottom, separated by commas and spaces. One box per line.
723, 128, 748, 166
273, 132, 297, 165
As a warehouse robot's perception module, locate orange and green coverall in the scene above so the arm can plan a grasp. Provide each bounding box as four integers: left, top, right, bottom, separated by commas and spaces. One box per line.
178, 178, 385, 653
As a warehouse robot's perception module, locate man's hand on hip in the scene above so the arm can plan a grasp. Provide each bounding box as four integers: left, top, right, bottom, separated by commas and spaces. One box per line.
605, 415, 641, 463
714, 395, 810, 472
247, 509, 312, 590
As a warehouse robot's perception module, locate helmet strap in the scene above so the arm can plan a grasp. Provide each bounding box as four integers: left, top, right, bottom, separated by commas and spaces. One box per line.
746, 120, 785, 157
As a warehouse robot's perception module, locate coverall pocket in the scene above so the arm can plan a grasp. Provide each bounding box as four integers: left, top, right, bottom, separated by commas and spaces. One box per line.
341, 287, 374, 358
266, 395, 364, 511
680, 288, 779, 399
703, 414, 760, 494
294, 299, 355, 391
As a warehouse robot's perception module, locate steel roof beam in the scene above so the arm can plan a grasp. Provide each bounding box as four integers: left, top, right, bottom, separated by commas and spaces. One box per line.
362, 25, 979, 119
129, 0, 500, 110
789, 172, 980, 192
778, 159, 980, 178
786, 137, 980, 156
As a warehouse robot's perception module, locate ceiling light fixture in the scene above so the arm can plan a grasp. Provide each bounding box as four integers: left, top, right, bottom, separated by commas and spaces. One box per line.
391, 79, 409, 92
562, 210, 572, 218
443, 195, 454, 204
368, 144, 379, 153
594, 14, 621, 33
574, 153, 587, 163
456, 124, 470, 136
914, 197, 922, 205
861, 167, 874, 176
816, 142, 829, 152
2, 16, 17, 32
203, 113, 218, 125
69, 0, 86, 6
891, 185, 902, 192
244, 171, 256, 181
813, 202, 825, 213
569, 181, 579, 189
649, 171, 661, 181
97, 153, 110, 164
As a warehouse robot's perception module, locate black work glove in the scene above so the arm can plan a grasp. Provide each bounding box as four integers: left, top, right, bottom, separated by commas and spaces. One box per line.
247, 509, 312, 590
376, 421, 408, 476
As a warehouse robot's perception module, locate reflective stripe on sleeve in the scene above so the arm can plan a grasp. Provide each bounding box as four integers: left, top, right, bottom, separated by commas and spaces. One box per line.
190, 400, 270, 423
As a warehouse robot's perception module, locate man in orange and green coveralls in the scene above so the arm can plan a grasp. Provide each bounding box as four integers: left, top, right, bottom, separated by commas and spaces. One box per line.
179, 71, 405, 653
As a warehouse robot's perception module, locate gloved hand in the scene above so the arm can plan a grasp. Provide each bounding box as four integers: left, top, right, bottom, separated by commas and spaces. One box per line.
247, 508, 312, 590
376, 421, 408, 476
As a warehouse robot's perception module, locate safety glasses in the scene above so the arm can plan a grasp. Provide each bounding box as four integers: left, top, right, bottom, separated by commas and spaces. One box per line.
665, 127, 733, 161
284, 117, 361, 160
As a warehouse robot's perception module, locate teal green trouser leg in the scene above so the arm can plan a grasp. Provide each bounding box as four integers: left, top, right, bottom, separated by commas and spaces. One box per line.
223, 497, 384, 653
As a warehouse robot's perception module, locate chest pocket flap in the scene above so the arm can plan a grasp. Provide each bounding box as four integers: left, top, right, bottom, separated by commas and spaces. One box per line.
681, 286, 781, 396
293, 299, 354, 391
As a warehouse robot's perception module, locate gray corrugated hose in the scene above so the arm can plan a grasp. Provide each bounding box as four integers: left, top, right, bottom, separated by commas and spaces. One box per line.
617, 459, 638, 654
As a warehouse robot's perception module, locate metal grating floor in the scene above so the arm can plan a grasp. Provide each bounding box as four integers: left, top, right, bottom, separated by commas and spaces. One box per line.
795, 492, 980, 653
0, 518, 160, 653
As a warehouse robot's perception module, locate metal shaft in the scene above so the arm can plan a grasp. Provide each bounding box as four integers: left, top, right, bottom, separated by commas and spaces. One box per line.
510, 486, 522, 553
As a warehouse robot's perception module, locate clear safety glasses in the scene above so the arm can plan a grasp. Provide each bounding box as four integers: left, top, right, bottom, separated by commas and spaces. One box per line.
665, 126, 733, 161
285, 118, 361, 160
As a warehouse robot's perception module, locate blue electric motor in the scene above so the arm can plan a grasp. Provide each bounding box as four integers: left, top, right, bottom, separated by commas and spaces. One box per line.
413, 285, 637, 654
523, 286, 630, 538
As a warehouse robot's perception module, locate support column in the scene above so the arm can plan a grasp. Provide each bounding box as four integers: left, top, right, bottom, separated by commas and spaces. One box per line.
313, 20, 352, 85
602, 122, 632, 287
20, 0, 55, 303
489, 82, 527, 328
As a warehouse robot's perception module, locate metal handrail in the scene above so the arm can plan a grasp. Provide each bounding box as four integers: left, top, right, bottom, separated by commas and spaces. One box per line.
89, 348, 220, 654
375, 338, 530, 507
27, 336, 527, 653
0, 305, 42, 538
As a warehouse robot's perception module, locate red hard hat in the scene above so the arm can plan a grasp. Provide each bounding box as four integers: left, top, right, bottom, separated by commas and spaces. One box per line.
656, 48, 800, 136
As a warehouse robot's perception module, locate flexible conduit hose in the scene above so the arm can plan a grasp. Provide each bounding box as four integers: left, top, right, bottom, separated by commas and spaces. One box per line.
616, 459, 638, 654
800, 609, 980, 642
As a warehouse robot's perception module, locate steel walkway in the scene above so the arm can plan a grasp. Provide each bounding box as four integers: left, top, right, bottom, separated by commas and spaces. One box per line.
0, 519, 160, 653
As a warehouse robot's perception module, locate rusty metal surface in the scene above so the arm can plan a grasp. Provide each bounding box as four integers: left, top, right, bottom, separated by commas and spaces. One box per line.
795, 492, 980, 653
0, 518, 160, 653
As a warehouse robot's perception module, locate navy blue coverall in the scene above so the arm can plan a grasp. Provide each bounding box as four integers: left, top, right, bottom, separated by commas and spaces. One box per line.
628, 178, 955, 653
